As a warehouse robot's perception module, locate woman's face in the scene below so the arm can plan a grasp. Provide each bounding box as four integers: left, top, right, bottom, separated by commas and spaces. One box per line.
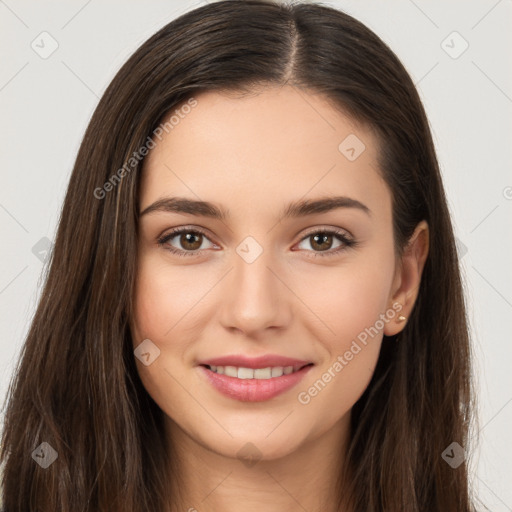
131, 85, 413, 461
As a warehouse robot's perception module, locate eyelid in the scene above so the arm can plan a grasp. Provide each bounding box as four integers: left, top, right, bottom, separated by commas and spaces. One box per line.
297, 225, 354, 241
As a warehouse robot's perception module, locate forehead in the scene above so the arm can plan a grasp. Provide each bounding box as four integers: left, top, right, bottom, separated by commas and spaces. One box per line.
140, 86, 390, 221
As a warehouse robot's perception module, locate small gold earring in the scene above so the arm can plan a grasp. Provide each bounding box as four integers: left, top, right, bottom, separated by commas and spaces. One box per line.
397, 315, 407, 323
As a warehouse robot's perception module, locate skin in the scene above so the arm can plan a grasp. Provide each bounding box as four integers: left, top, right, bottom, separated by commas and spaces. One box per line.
131, 85, 429, 512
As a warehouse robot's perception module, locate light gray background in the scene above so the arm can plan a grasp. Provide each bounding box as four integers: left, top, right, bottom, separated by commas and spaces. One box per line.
1, 0, 511, 509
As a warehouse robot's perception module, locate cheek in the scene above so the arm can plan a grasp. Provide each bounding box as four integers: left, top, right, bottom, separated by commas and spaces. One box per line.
130, 257, 190, 390
130, 258, 200, 423
132, 254, 210, 344
132, 269, 172, 344
300, 256, 396, 354
297, 339, 380, 436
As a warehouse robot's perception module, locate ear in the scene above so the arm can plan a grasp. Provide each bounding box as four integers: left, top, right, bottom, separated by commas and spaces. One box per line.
384, 220, 429, 336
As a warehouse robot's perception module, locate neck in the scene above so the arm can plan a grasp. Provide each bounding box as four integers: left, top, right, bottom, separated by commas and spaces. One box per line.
165, 414, 353, 512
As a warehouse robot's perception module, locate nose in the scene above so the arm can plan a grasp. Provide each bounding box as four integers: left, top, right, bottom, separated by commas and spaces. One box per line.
218, 246, 292, 337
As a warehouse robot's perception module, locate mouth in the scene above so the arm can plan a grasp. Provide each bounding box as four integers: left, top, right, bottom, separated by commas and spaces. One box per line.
197, 360, 314, 402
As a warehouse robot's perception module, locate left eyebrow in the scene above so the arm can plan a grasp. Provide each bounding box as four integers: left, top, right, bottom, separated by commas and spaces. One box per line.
279, 196, 371, 220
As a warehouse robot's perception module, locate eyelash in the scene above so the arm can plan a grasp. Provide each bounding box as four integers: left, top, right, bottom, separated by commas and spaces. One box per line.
157, 227, 357, 259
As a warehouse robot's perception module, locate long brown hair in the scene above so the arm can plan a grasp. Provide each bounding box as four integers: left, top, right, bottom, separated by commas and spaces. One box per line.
1, 1, 477, 510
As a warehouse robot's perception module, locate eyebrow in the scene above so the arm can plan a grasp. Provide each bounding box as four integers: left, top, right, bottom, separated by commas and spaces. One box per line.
139, 195, 371, 220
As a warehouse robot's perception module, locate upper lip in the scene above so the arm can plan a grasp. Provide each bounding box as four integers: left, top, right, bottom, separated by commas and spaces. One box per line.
198, 354, 313, 370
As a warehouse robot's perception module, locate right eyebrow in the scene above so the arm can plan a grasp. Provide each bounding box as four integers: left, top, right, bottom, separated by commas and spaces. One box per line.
139, 197, 229, 220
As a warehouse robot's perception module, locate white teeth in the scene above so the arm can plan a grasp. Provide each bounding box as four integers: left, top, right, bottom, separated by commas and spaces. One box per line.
207, 365, 299, 379
238, 367, 254, 379
254, 367, 271, 379
224, 366, 238, 377
271, 367, 283, 377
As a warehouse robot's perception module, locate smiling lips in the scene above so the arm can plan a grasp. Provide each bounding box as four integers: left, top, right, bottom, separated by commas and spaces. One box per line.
198, 354, 314, 402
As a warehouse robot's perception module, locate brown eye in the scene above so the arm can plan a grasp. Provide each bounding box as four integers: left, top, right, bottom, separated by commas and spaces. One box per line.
296, 229, 356, 258
309, 233, 334, 252
158, 228, 216, 256
179, 232, 203, 251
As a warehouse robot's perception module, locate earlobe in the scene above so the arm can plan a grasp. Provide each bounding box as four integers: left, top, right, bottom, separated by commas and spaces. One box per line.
384, 220, 429, 336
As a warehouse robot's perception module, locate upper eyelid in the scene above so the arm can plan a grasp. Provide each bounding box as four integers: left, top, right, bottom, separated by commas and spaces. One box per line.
299, 225, 353, 240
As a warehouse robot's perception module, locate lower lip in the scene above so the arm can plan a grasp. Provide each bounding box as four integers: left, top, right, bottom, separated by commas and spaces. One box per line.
199, 365, 313, 402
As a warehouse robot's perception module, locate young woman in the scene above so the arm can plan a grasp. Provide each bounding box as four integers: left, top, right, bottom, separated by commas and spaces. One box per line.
0, 1, 478, 510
